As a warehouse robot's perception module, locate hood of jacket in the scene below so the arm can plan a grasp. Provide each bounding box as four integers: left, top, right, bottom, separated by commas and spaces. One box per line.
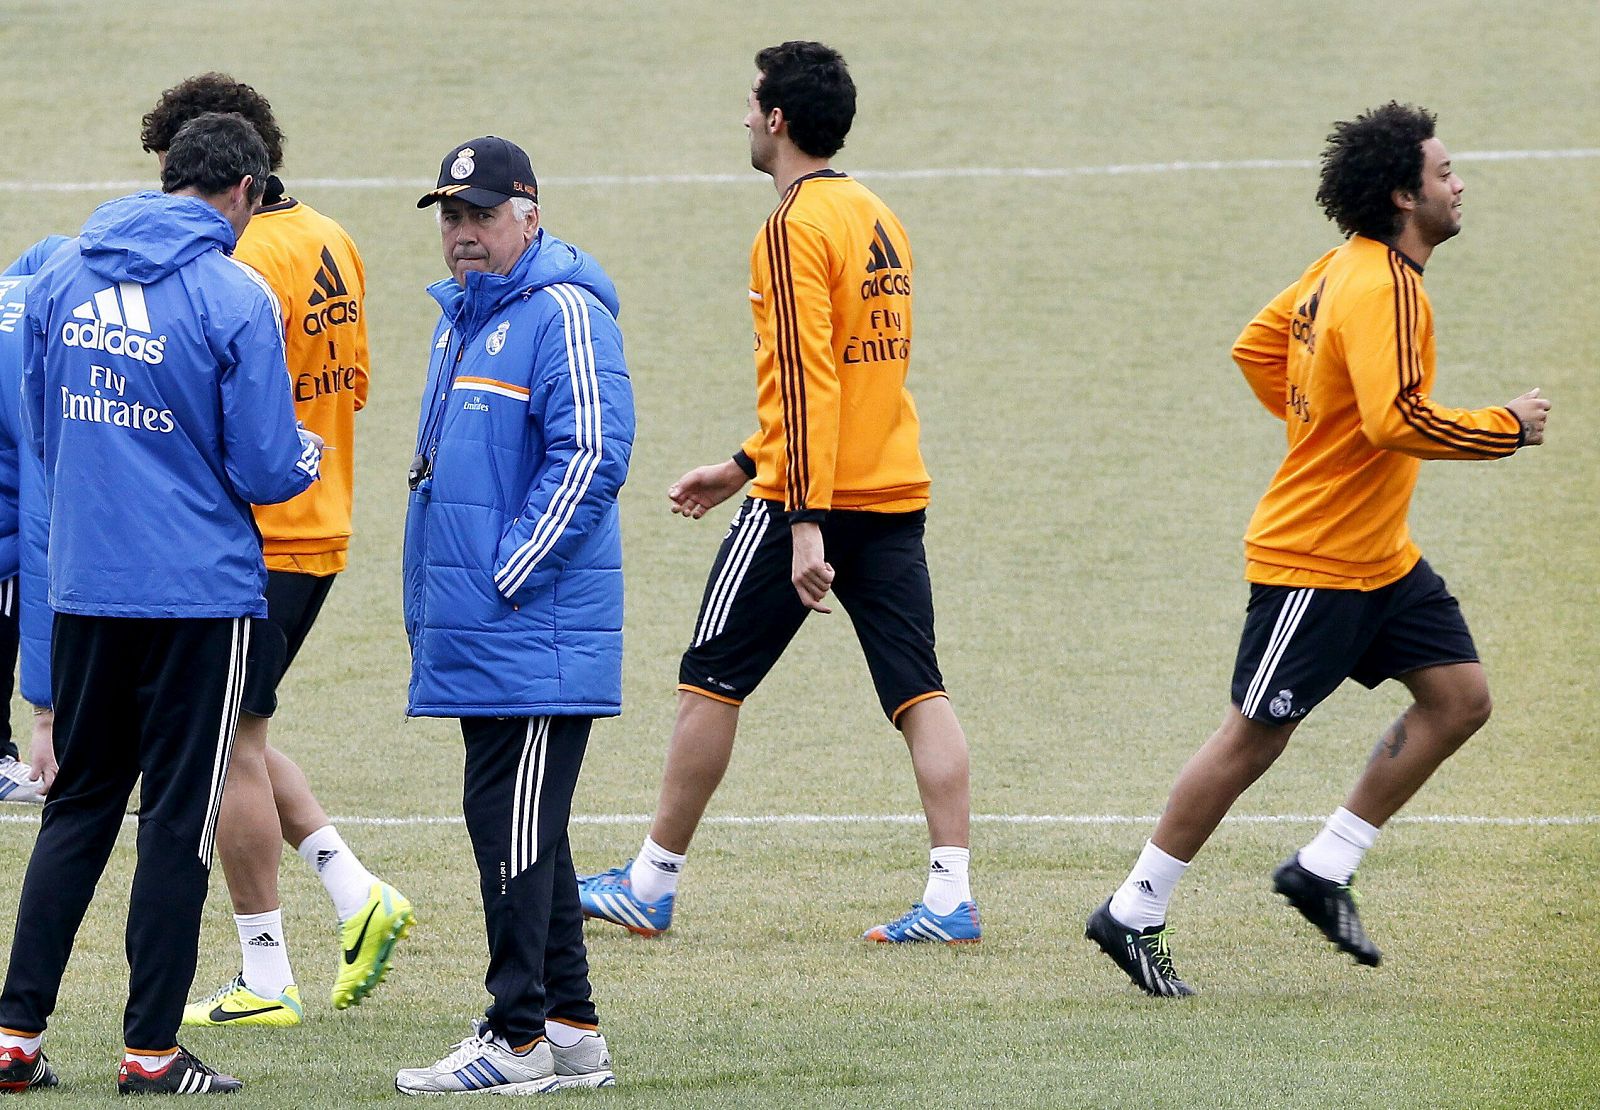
427, 230, 619, 338
77, 191, 237, 285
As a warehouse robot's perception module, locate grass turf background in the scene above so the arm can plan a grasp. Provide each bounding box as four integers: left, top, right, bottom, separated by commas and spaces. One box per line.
0, 1, 1595, 1105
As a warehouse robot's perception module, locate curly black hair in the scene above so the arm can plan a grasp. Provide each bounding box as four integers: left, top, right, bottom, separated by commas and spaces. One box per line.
754, 41, 855, 159
141, 73, 284, 171
1316, 102, 1437, 240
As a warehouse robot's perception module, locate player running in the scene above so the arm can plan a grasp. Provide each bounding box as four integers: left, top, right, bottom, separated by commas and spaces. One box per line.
1086, 103, 1550, 996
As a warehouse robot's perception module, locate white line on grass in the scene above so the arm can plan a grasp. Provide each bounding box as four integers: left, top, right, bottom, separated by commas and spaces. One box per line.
2, 811, 1596, 827
7, 148, 1597, 194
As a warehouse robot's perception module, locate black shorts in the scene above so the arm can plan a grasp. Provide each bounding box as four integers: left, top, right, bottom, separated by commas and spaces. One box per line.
1230, 558, 1478, 725
240, 571, 335, 718
677, 499, 945, 724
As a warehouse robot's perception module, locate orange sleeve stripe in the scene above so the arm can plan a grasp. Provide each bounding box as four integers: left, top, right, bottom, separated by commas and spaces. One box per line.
454, 375, 530, 398
676, 684, 744, 707
1388, 256, 1518, 454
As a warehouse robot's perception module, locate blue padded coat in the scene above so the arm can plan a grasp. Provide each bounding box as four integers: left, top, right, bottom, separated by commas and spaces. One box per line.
403, 231, 634, 717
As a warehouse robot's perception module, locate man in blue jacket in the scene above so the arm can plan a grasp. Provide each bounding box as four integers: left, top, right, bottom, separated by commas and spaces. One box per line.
395, 136, 633, 1097
0, 236, 70, 806
0, 112, 321, 1096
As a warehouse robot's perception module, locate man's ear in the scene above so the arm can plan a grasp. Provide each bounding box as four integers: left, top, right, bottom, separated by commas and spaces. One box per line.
1392, 187, 1418, 215
767, 107, 785, 135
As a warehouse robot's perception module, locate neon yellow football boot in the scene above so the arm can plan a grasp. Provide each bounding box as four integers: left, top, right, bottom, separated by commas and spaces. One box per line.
332, 881, 415, 1009
182, 974, 304, 1027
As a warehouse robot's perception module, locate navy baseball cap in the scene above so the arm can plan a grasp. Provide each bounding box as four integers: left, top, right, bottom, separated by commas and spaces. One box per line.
417, 135, 539, 208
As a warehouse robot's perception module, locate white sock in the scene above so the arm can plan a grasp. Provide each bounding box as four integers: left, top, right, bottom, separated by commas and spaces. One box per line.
544, 1019, 596, 1048
0, 1029, 42, 1055
297, 825, 378, 921
1298, 807, 1379, 884
235, 909, 294, 997
124, 1049, 177, 1071
921, 846, 972, 915
628, 837, 685, 904
1108, 840, 1190, 930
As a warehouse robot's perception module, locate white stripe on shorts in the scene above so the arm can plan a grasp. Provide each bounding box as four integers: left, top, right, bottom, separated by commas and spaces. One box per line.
692, 501, 770, 648
1242, 588, 1314, 718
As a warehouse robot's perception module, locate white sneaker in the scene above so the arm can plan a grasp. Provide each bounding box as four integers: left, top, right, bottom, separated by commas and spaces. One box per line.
551, 1032, 615, 1089
395, 1021, 559, 1096
0, 756, 44, 805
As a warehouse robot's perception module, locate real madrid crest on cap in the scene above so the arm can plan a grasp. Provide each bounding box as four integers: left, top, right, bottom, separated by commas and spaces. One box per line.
419, 136, 540, 209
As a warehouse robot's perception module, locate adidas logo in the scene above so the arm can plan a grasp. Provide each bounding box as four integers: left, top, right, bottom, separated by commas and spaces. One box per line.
246, 933, 280, 947
930, 861, 951, 875
649, 859, 681, 874
61, 282, 166, 364
302, 247, 359, 336
1135, 879, 1155, 896
1290, 277, 1325, 351
307, 247, 349, 306
864, 220, 904, 273
860, 220, 910, 299
314, 849, 339, 872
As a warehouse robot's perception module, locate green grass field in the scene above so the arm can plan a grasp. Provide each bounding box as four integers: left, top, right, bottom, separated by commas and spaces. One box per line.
0, 1, 1596, 1105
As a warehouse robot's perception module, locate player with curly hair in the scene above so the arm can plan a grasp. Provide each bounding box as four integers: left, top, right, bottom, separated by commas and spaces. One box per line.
1085, 102, 1551, 996
140, 74, 412, 1029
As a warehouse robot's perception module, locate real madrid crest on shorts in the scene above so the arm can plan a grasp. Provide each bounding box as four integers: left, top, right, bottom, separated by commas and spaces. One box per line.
486, 320, 509, 355
450, 148, 476, 180
1268, 689, 1294, 718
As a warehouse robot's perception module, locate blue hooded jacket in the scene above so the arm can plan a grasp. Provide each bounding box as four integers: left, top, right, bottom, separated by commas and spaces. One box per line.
404, 230, 634, 717
0, 266, 50, 705
0, 273, 30, 582
22, 192, 317, 619
4, 239, 76, 706
2, 235, 71, 279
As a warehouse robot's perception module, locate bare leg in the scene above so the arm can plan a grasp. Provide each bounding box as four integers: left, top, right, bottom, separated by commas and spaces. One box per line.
647, 692, 740, 855
216, 713, 282, 915
1150, 707, 1299, 862
898, 696, 969, 848
1343, 662, 1490, 826
265, 745, 332, 849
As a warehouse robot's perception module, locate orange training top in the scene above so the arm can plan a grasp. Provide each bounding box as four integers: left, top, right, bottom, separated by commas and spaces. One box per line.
1233, 235, 1521, 590
234, 198, 369, 575
740, 170, 930, 516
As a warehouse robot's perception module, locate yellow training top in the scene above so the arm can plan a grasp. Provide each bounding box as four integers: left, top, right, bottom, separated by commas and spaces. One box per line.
740, 171, 930, 516
234, 198, 370, 575
1233, 235, 1521, 590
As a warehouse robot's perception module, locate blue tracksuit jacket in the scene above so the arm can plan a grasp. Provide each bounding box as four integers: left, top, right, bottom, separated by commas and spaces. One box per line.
404, 230, 634, 717
22, 192, 316, 619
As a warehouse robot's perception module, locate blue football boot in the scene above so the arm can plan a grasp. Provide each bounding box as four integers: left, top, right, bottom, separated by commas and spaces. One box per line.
863, 901, 982, 944
578, 862, 674, 937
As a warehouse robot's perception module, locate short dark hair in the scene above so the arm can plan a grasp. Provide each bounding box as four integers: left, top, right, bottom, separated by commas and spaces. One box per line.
142, 72, 284, 171
754, 41, 855, 159
1316, 102, 1438, 241
160, 112, 270, 202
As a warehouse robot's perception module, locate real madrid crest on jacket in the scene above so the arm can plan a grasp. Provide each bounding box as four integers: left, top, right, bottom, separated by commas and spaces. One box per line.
403, 229, 635, 717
